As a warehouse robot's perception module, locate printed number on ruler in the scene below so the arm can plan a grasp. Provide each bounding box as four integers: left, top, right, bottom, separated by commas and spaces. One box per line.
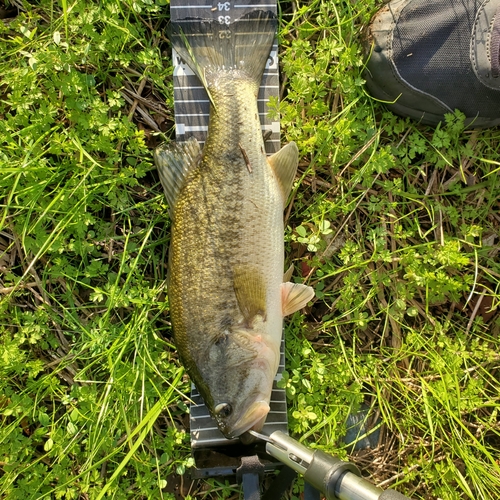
218, 1, 230, 25
172, 49, 195, 76
266, 50, 278, 70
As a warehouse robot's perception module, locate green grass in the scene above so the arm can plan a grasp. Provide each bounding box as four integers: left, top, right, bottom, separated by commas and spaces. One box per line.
1, 1, 499, 499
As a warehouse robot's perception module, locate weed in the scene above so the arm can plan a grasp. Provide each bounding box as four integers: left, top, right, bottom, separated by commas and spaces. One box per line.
1, 1, 499, 499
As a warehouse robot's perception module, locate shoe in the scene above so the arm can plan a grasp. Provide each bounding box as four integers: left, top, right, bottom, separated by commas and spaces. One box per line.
363, 0, 500, 127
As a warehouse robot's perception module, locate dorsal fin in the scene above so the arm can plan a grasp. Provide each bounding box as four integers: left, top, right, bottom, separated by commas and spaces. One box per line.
267, 142, 299, 206
153, 137, 201, 217
280, 282, 314, 316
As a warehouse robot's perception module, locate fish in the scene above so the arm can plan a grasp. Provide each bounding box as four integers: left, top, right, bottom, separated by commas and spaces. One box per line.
154, 10, 314, 439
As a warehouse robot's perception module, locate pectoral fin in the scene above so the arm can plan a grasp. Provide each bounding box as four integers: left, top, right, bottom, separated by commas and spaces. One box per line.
281, 282, 314, 316
233, 266, 267, 324
267, 142, 299, 206
153, 137, 201, 217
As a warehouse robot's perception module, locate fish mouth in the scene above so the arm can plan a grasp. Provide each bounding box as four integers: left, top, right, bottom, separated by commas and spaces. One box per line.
225, 400, 270, 438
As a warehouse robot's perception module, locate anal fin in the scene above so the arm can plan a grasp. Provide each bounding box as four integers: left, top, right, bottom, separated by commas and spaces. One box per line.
283, 263, 294, 283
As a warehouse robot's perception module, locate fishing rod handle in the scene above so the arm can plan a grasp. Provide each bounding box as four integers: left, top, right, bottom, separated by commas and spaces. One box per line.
336, 469, 411, 500
265, 431, 412, 500
378, 491, 413, 500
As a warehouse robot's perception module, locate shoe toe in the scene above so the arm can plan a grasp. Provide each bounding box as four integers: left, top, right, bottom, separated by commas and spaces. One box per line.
363, 0, 500, 127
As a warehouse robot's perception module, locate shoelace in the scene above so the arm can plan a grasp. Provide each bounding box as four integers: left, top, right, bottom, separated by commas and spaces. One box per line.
492, 7, 500, 77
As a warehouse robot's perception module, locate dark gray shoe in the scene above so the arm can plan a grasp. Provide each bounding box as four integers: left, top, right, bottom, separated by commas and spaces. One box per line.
364, 0, 500, 127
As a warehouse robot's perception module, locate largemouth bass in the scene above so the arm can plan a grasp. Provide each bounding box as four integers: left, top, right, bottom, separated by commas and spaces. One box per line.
154, 11, 314, 439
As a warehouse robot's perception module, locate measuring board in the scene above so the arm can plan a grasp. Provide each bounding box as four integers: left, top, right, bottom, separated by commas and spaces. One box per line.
169, 0, 288, 467
170, 0, 280, 153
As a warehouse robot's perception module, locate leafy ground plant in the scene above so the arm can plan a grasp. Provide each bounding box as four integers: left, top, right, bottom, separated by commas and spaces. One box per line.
1, 0, 499, 499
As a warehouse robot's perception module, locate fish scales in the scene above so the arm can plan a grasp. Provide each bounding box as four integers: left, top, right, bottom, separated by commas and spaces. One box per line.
155, 11, 314, 438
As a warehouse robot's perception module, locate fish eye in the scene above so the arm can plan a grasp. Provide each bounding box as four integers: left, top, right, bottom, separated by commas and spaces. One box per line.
214, 403, 232, 418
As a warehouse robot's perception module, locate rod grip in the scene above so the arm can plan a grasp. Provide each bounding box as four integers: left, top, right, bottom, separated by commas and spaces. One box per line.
378, 489, 413, 500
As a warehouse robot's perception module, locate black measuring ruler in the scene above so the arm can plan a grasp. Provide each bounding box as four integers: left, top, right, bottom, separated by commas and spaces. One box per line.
169, 0, 288, 475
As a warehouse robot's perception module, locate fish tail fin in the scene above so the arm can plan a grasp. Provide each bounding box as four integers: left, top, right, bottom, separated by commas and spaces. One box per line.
170, 10, 277, 89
